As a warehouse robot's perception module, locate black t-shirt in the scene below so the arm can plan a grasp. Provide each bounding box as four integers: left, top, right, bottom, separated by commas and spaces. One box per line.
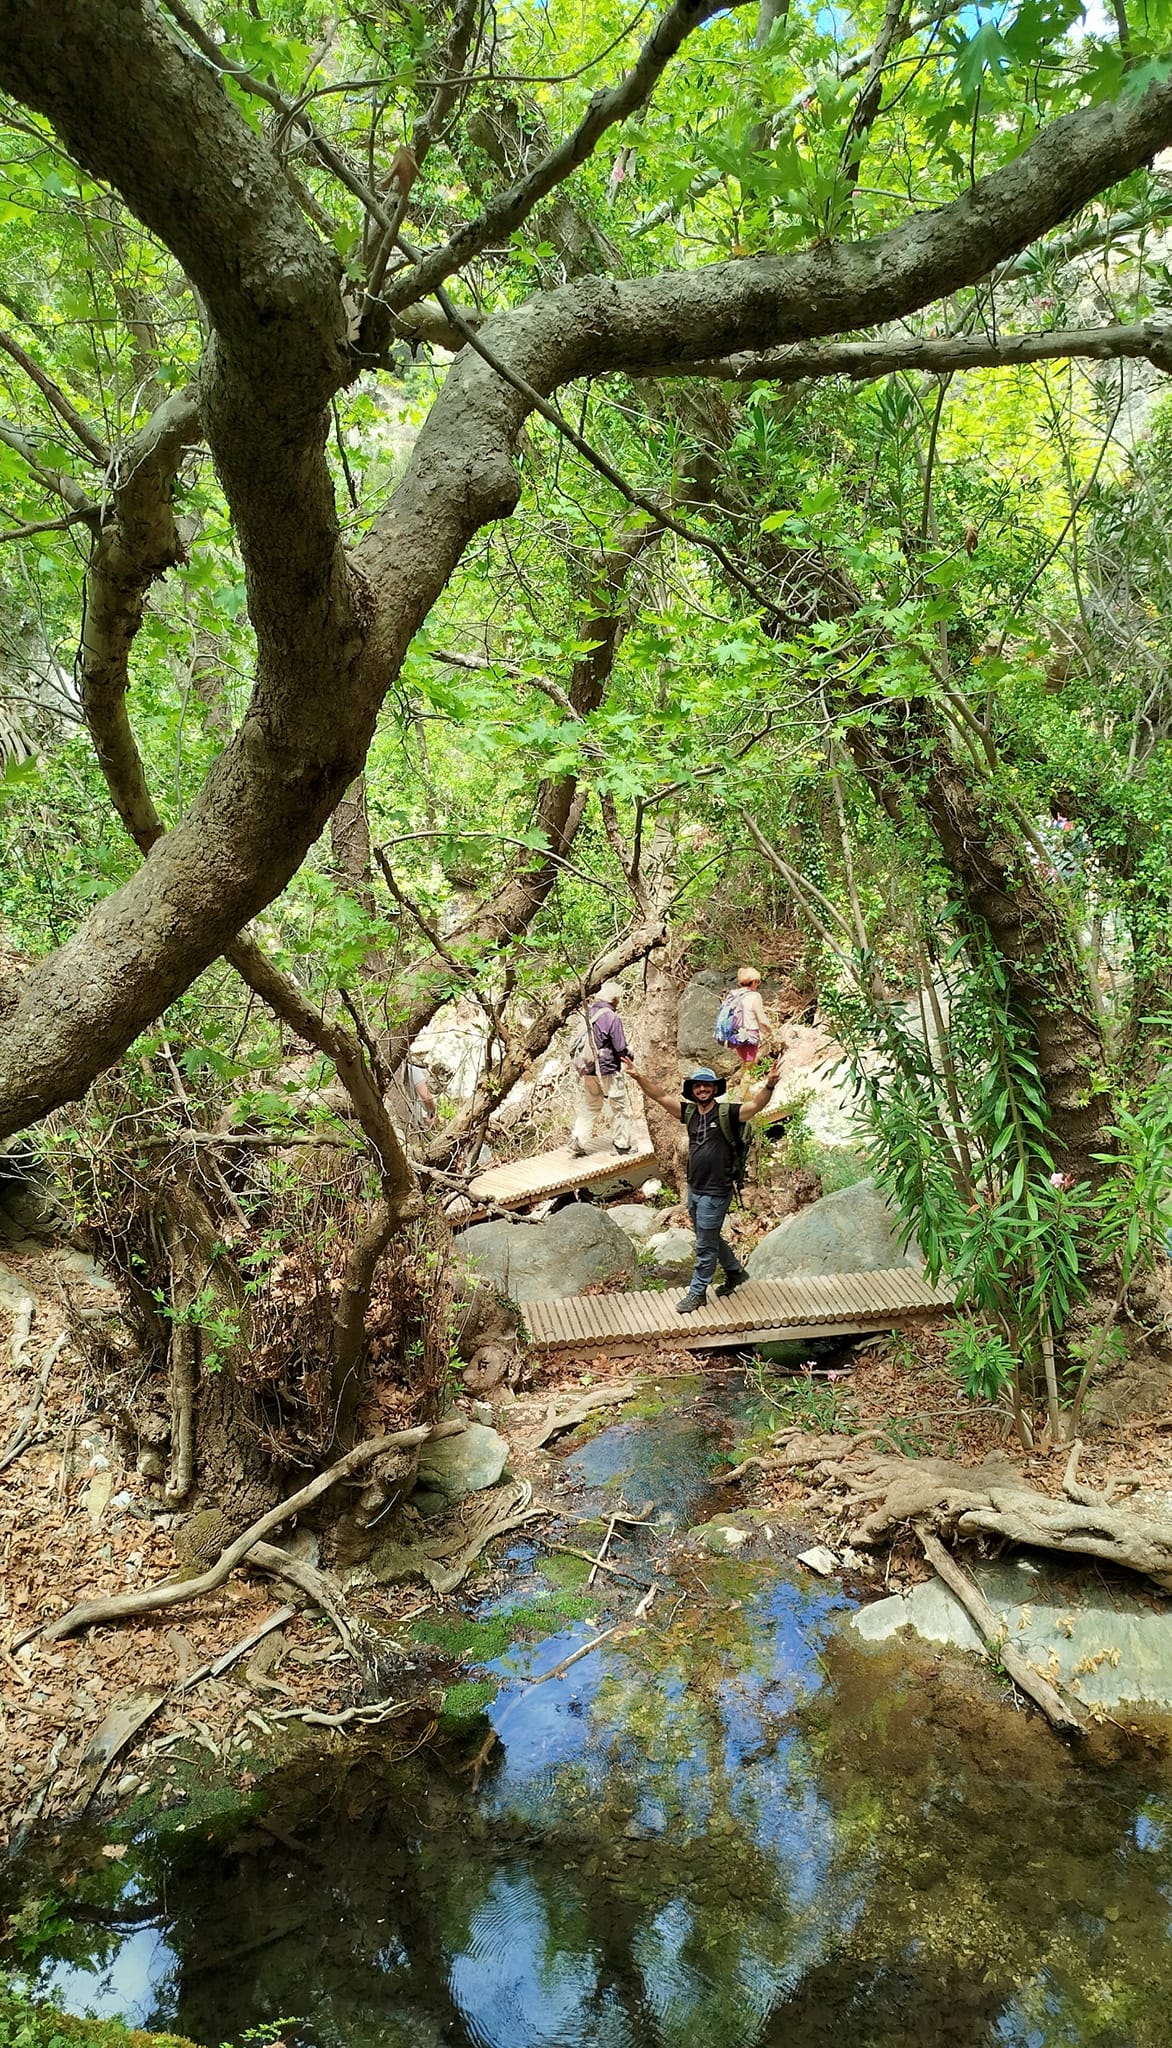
680, 1099, 737, 1196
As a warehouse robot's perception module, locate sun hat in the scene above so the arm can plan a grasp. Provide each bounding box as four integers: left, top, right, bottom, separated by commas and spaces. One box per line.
682, 1067, 727, 1101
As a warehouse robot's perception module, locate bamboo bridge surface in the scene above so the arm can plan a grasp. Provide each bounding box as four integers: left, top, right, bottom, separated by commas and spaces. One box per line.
525, 1268, 955, 1358
447, 1133, 658, 1222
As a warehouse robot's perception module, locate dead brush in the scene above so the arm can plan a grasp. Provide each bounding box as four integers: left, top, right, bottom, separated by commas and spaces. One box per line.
361, 1209, 460, 1425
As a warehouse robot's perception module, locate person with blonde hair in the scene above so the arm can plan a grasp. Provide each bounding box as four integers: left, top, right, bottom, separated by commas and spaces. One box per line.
714, 966, 771, 1068
568, 979, 632, 1156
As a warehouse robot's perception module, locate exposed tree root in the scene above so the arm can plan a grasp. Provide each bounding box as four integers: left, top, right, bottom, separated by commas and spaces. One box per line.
530, 1378, 643, 1448
248, 1541, 377, 1685
915, 1524, 1085, 1736
374, 1479, 546, 1594
729, 1433, 1172, 1591
41, 1419, 466, 1641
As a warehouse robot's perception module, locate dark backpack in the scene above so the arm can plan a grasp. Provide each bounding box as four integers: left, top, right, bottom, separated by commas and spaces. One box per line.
683, 1098, 754, 1197
570, 1002, 613, 1076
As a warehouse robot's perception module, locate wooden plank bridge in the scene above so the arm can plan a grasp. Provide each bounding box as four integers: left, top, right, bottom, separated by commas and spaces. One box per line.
524, 1267, 954, 1358
446, 1134, 658, 1223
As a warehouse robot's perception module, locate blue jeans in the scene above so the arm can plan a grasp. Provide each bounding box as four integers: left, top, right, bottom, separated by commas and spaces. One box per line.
687, 1188, 739, 1293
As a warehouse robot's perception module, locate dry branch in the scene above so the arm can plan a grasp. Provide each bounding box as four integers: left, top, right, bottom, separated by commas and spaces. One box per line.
916, 1523, 1085, 1735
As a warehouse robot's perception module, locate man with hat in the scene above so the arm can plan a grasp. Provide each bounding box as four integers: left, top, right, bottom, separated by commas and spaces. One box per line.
621, 1056, 782, 1312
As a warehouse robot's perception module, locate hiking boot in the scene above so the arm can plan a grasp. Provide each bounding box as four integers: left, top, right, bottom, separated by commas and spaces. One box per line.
567, 1137, 587, 1157
716, 1267, 750, 1299
676, 1289, 708, 1315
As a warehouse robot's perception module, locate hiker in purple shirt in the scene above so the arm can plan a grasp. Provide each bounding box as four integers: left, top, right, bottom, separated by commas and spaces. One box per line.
568, 980, 632, 1157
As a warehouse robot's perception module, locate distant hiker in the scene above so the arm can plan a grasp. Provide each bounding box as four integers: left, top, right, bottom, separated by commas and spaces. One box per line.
714, 966, 772, 1067
407, 1063, 437, 1124
622, 1058, 783, 1312
568, 980, 632, 1157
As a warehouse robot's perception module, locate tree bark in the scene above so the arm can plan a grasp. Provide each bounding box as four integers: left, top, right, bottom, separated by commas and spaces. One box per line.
845, 709, 1113, 1191
3, 3, 1172, 1135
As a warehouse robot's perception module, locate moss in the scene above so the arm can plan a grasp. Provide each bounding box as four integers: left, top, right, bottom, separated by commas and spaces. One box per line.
120, 1758, 265, 1845
0, 1979, 201, 2048
412, 1589, 599, 1664
536, 1551, 593, 1593
439, 1679, 498, 1729
624, 1385, 672, 1422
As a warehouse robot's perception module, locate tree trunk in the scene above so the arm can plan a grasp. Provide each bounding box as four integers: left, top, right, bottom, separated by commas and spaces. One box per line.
845, 709, 1114, 1194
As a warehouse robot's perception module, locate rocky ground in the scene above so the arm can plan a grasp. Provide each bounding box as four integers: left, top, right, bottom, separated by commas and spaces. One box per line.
4, 1181, 1171, 1851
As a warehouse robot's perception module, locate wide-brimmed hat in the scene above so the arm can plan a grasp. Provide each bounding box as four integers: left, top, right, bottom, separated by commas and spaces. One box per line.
682, 1067, 727, 1101
595, 979, 624, 1004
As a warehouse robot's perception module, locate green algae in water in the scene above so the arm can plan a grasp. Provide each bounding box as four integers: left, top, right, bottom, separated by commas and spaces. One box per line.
440, 1678, 498, 1728
412, 1589, 599, 1662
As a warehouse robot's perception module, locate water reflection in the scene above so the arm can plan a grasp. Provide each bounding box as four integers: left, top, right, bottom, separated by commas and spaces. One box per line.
7, 1413, 1172, 2047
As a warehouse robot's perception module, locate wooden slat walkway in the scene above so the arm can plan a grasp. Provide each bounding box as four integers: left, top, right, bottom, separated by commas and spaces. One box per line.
446, 1134, 658, 1223
525, 1268, 954, 1357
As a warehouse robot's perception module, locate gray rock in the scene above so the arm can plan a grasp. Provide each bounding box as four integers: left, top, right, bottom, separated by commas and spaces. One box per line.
852, 1557, 1172, 1710
747, 1178, 921, 1281
414, 1421, 509, 1501
453, 1204, 637, 1305
645, 1227, 696, 1279
605, 1203, 662, 1242
409, 1487, 450, 1519
677, 969, 738, 1073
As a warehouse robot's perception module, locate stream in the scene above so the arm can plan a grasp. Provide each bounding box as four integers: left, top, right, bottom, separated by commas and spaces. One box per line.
6, 1372, 1172, 2048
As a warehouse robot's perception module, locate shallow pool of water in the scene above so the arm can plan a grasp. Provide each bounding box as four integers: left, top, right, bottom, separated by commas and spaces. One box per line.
8, 1394, 1172, 2048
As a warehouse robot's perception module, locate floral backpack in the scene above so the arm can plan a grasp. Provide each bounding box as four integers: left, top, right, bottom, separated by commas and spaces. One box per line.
714, 988, 749, 1049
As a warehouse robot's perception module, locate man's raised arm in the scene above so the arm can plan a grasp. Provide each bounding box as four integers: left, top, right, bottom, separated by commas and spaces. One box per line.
737, 1061, 784, 1122
622, 1057, 680, 1114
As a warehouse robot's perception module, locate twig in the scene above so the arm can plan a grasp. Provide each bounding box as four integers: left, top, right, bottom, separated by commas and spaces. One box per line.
572, 1503, 658, 1528
537, 1623, 624, 1681
587, 1509, 621, 1586
544, 1541, 647, 1585
0, 1331, 67, 1475
266, 1698, 422, 1729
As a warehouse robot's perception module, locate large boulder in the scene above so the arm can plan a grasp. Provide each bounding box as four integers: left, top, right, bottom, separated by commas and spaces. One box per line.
604, 1203, 663, 1242
747, 1179, 921, 1281
453, 1203, 638, 1305
853, 1557, 1172, 1710
773, 1018, 866, 1150
414, 1422, 510, 1501
645, 1227, 696, 1280
676, 969, 735, 1069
